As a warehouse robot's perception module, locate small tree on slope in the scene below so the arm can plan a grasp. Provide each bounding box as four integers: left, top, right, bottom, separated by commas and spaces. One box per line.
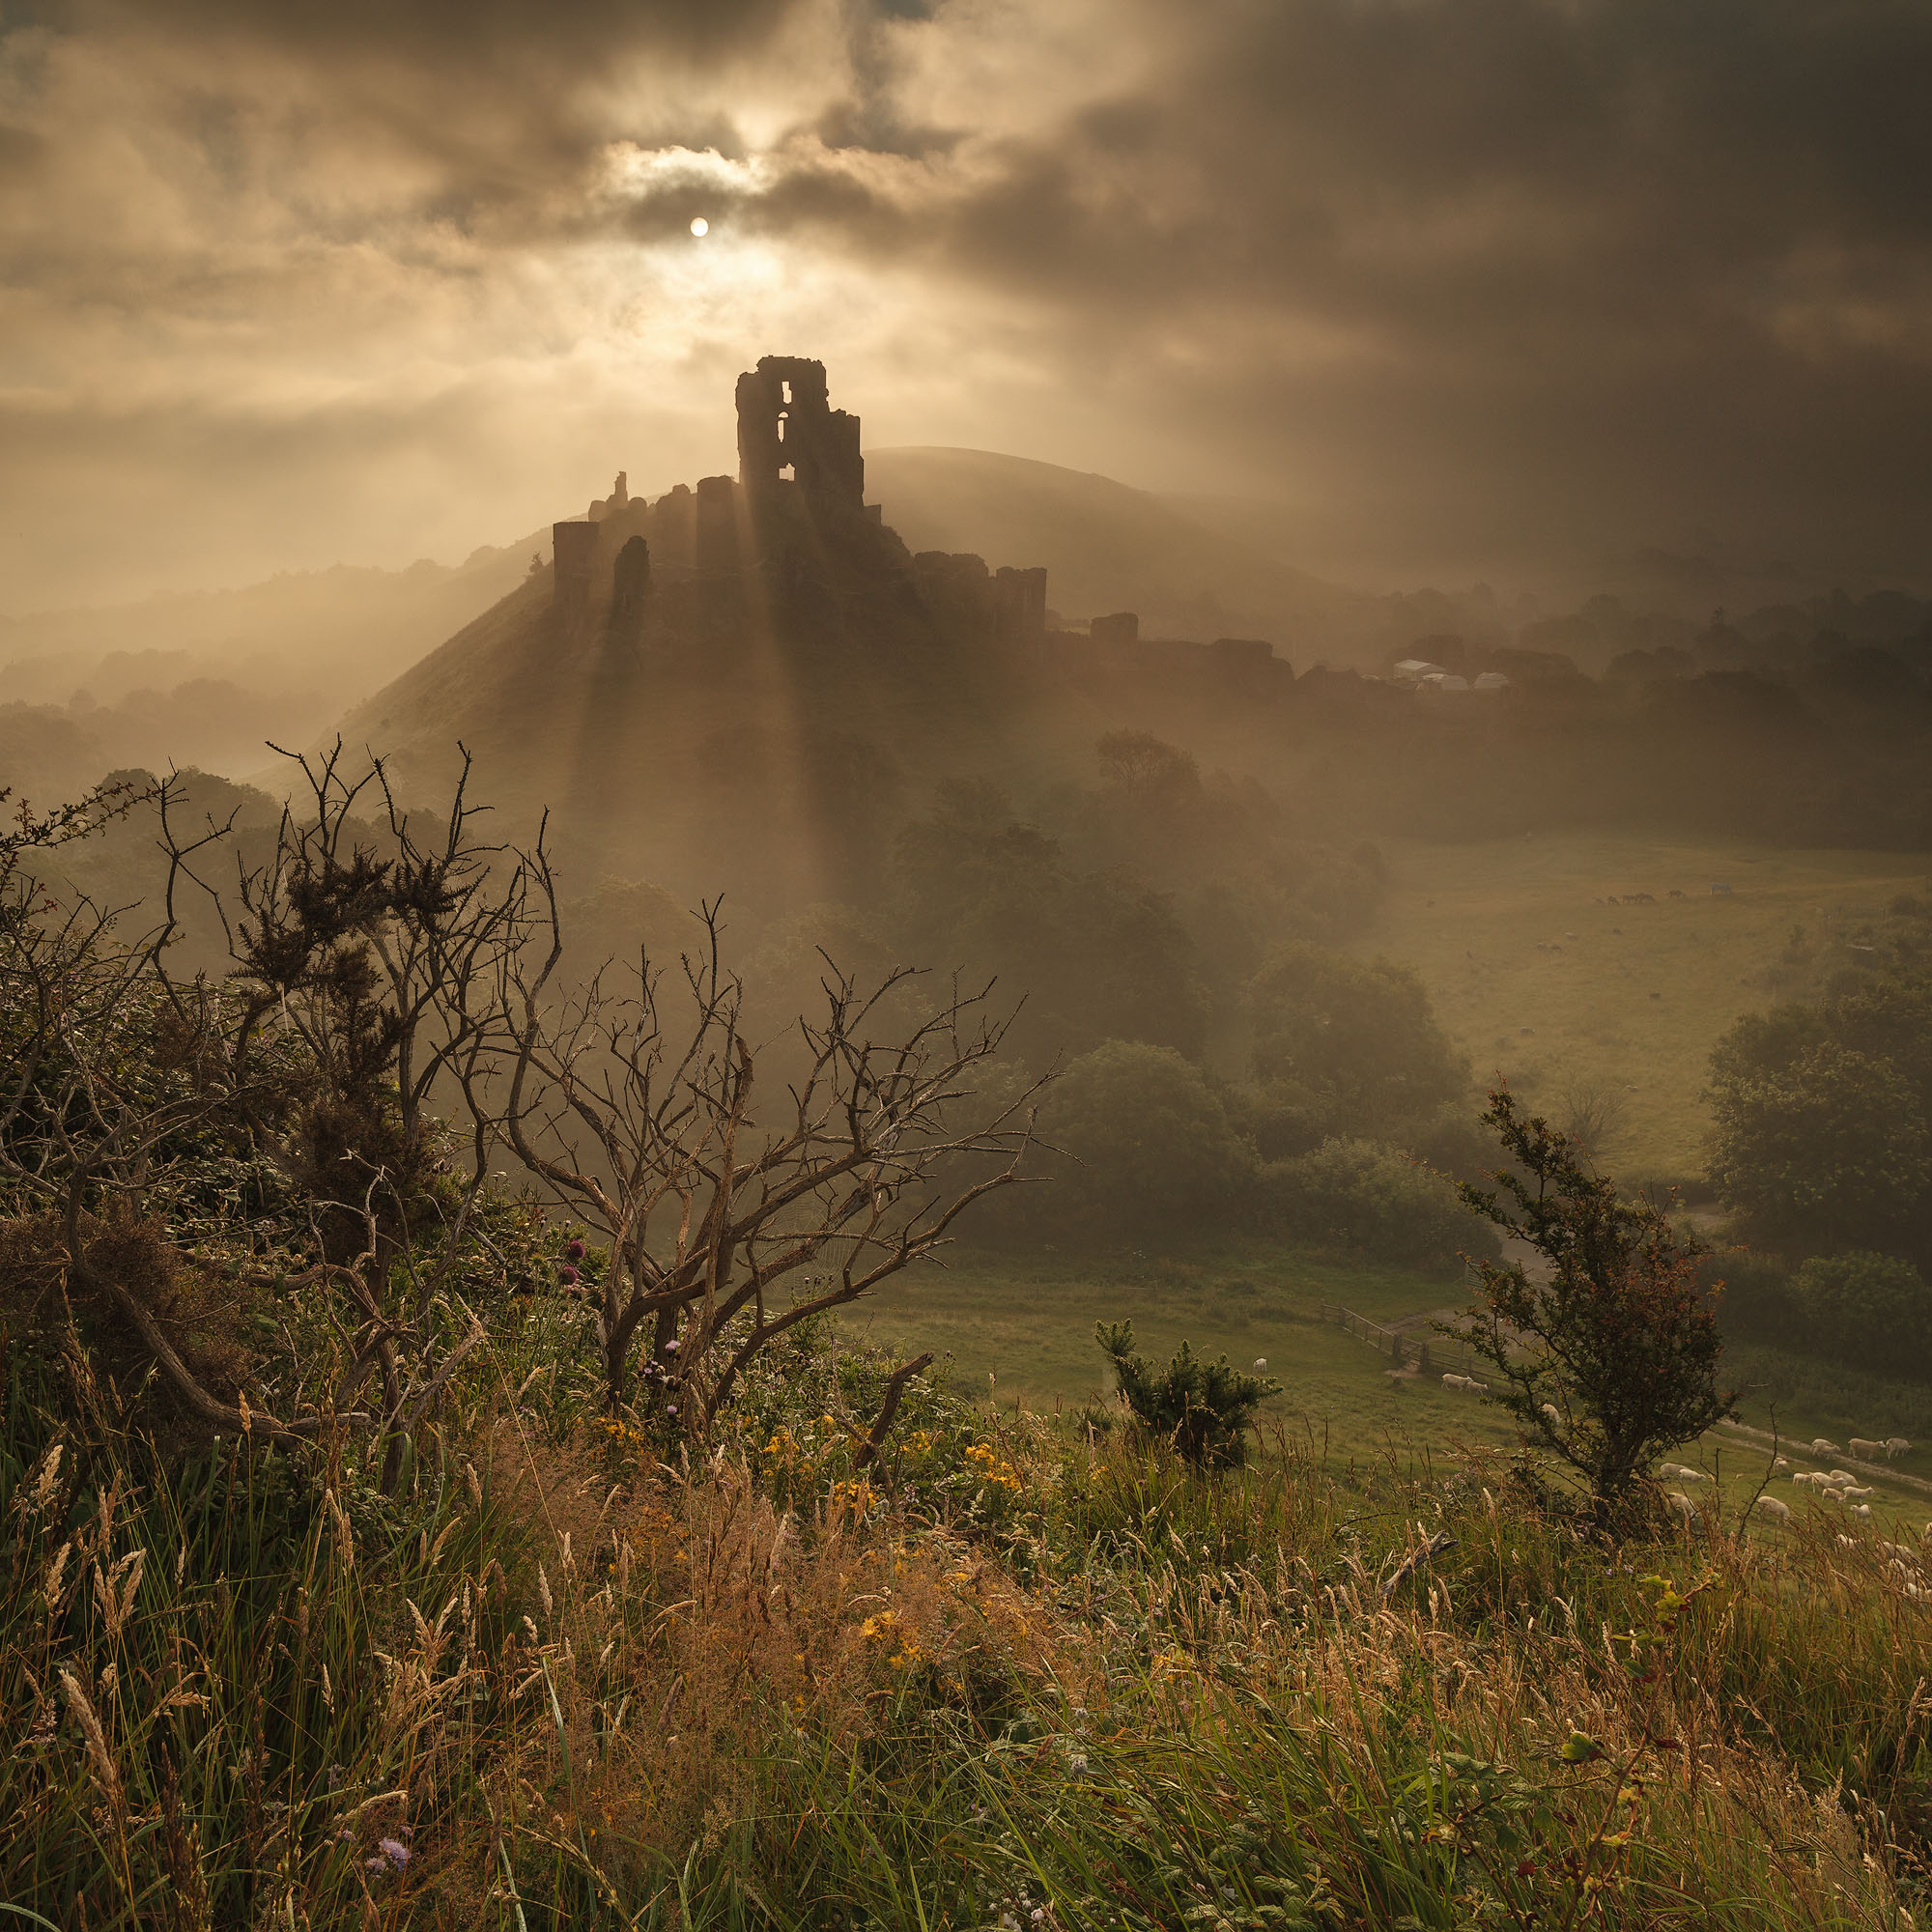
1451, 1089, 1734, 1522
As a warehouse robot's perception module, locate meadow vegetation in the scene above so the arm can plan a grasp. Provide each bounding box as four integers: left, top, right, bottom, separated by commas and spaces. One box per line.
5, 739, 1932, 1926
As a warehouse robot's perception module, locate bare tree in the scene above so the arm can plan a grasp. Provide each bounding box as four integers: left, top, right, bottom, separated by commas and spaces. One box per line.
1553, 1080, 1631, 1164
489, 857, 1039, 1431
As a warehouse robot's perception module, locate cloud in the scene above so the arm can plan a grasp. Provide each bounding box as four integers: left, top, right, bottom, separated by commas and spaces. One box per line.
0, 0, 1928, 608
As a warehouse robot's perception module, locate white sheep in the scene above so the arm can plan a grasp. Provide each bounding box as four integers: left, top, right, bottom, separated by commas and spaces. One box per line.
1809, 1438, 1841, 1454
1442, 1373, 1472, 1391
1827, 1470, 1859, 1486
1774, 1456, 1790, 1469
1658, 1463, 1712, 1483
1790, 1471, 1828, 1487
1879, 1541, 1919, 1567
1842, 1485, 1875, 1499
1849, 1438, 1885, 1460
1754, 1495, 1792, 1521
1253, 1358, 1267, 1373
1887, 1438, 1913, 1459
1665, 1491, 1697, 1519
1540, 1402, 1563, 1427
1851, 1503, 1873, 1520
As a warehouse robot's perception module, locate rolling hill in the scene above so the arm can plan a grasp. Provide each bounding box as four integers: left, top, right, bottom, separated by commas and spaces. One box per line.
865, 446, 1378, 661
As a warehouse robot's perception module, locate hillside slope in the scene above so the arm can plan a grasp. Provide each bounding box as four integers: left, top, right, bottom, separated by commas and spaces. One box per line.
865, 446, 1378, 661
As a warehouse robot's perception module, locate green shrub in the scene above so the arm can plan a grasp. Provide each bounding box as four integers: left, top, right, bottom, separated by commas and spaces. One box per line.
1261, 1135, 1492, 1268
1792, 1249, 1932, 1378
1094, 1319, 1280, 1466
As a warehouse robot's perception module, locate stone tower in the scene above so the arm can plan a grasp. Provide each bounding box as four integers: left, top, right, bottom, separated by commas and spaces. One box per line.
734, 356, 865, 512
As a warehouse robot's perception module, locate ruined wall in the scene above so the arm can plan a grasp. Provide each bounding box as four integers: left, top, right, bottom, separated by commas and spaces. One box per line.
735, 355, 865, 511
609, 535, 652, 643
695, 475, 740, 575
995, 566, 1048, 640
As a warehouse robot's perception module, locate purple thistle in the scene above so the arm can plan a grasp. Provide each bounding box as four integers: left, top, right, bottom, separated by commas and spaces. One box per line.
664, 1338, 679, 1353
557, 1263, 579, 1286
566, 1238, 585, 1262
379, 1838, 412, 1868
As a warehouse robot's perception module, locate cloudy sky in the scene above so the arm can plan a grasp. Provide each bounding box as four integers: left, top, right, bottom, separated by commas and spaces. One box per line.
1, 0, 1928, 609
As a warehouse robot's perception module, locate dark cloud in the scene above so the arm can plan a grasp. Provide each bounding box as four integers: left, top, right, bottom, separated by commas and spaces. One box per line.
0, 0, 1928, 607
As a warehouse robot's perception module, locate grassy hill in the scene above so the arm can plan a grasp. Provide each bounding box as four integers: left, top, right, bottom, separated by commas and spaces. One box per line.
1344, 832, 1928, 1179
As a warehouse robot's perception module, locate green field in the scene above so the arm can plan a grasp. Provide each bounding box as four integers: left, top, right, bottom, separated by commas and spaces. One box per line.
858, 1238, 1932, 1528
1350, 833, 1927, 1176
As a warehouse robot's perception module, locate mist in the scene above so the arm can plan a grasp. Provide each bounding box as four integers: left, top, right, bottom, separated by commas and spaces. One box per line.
2, 0, 1930, 614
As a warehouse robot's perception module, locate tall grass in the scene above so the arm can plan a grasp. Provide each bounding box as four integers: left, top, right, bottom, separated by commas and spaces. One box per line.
5, 1320, 1929, 1928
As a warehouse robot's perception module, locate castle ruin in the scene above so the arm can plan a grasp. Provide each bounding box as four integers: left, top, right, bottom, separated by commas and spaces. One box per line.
549, 355, 1061, 651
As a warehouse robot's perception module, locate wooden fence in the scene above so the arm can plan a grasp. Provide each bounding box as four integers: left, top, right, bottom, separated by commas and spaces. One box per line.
1320, 1302, 1483, 1380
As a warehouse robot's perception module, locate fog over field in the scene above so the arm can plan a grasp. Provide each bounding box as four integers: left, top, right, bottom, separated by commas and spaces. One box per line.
5, 6, 1932, 1921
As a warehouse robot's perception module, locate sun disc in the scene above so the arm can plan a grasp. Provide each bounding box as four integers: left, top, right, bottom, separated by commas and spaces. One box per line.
690, 216, 709, 238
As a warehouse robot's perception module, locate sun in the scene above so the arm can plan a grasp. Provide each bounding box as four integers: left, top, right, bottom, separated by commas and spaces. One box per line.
689, 216, 709, 238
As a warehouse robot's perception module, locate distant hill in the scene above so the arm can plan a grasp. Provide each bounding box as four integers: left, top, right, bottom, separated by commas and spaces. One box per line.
864, 447, 1379, 663
0, 537, 543, 798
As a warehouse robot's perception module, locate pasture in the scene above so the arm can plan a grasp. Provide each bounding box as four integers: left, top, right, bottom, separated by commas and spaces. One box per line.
1351, 832, 1926, 1178
859, 1238, 1932, 1529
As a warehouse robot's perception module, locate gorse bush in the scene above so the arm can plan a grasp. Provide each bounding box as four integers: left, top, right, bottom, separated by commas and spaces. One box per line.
1094, 1319, 1281, 1466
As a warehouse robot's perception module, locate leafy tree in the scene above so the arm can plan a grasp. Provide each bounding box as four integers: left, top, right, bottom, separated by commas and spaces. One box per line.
1095, 728, 1203, 810
893, 781, 1208, 1061
1792, 1250, 1932, 1378
1247, 943, 1467, 1150
1709, 1032, 1928, 1259
1094, 1320, 1280, 1467
1453, 1090, 1734, 1522
1035, 1040, 1255, 1236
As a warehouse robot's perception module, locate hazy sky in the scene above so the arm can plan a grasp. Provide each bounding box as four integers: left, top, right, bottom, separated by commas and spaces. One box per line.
2, 0, 1928, 610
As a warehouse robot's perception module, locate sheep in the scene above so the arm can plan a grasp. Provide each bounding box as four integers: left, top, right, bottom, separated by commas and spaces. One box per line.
1754, 1495, 1792, 1520
1849, 1438, 1885, 1460
1774, 1456, 1791, 1469
1842, 1485, 1876, 1499
1827, 1470, 1859, 1486
1540, 1402, 1563, 1427
1442, 1374, 1473, 1391
1658, 1463, 1711, 1483
1851, 1503, 1873, 1520
1665, 1492, 1697, 1520
1887, 1437, 1913, 1459
1879, 1541, 1919, 1567
1809, 1438, 1841, 1455
1253, 1358, 1267, 1373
